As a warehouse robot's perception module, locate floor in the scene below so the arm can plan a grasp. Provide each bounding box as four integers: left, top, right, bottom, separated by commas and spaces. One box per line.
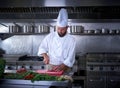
72, 86, 82, 88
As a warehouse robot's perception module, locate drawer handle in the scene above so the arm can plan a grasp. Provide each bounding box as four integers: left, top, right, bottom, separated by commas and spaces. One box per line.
110, 79, 120, 82
90, 78, 103, 82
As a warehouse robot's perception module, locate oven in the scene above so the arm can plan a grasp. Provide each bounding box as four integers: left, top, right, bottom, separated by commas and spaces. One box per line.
86, 53, 120, 88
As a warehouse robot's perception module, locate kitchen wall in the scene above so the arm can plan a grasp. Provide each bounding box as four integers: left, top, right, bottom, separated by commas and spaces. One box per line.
1, 22, 120, 56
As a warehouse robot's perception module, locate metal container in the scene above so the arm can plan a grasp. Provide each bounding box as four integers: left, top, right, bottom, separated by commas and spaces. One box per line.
70, 26, 76, 33
102, 28, 109, 34
9, 25, 22, 33
23, 25, 35, 33
78, 26, 84, 33
37, 25, 42, 33
9, 25, 13, 33
94, 29, 102, 34
109, 29, 117, 34
37, 25, 50, 33
84, 30, 88, 33
70, 25, 84, 34
87, 30, 95, 34
116, 29, 120, 34
44, 26, 50, 33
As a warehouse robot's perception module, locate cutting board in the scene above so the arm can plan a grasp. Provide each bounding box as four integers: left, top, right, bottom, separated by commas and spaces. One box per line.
36, 70, 63, 76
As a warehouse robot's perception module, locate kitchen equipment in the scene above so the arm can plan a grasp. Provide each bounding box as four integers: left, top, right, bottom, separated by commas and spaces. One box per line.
84, 30, 88, 34
4, 55, 45, 73
109, 29, 117, 34
0, 79, 72, 88
116, 29, 120, 34
23, 25, 35, 33
94, 29, 102, 34
37, 25, 43, 33
102, 28, 109, 34
87, 30, 95, 34
70, 25, 84, 34
36, 25, 50, 33
9, 25, 22, 33
18, 55, 43, 61
86, 53, 120, 88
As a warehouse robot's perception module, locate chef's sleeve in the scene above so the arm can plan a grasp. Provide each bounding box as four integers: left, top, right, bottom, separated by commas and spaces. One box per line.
63, 39, 76, 67
37, 36, 49, 56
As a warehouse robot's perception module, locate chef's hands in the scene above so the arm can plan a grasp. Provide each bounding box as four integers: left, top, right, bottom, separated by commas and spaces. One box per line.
42, 53, 49, 64
41, 54, 69, 72
52, 63, 69, 72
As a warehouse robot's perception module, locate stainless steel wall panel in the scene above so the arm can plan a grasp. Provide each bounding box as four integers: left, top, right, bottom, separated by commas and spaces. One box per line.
74, 35, 88, 54
110, 36, 120, 52
1, 36, 32, 55
32, 35, 47, 56
85, 36, 111, 53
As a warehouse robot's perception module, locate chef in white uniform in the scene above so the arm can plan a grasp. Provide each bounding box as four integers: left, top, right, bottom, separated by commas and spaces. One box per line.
38, 8, 76, 73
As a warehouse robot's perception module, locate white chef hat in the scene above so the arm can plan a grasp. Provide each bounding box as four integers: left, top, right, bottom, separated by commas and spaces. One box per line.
56, 8, 68, 27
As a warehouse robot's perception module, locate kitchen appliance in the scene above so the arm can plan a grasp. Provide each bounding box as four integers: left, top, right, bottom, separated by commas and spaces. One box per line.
72, 54, 86, 88
4, 55, 45, 73
86, 53, 120, 88
1, 54, 73, 88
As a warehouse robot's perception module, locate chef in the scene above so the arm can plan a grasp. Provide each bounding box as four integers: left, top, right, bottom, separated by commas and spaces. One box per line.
38, 8, 76, 73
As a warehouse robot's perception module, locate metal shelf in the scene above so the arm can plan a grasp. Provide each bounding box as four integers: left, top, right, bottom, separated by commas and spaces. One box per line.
0, 33, 49, 40
70, 33, 120, 35
1, 32, 120, 40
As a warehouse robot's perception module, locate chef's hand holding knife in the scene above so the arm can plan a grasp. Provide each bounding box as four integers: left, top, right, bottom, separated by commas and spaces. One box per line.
42, 53, 49, 64
42, 53, 69, 72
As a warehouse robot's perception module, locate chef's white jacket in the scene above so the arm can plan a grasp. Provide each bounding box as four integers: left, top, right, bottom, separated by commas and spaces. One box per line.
38, 31, 76, 67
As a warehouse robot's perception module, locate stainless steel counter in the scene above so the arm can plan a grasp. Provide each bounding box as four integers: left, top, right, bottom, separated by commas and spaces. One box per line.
0, 79, 72, 88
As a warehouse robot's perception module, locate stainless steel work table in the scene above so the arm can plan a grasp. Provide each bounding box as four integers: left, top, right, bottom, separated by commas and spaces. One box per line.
0, 79, 72, 88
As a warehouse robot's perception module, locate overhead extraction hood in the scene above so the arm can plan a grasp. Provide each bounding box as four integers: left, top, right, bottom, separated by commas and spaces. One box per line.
0, 0, 120, 40
0, 0, 120, 7
0, 0, 120, 23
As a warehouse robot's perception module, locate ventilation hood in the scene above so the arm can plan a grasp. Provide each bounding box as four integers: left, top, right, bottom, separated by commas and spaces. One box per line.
0, 0, 120, 7
0, 0, 120, 23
